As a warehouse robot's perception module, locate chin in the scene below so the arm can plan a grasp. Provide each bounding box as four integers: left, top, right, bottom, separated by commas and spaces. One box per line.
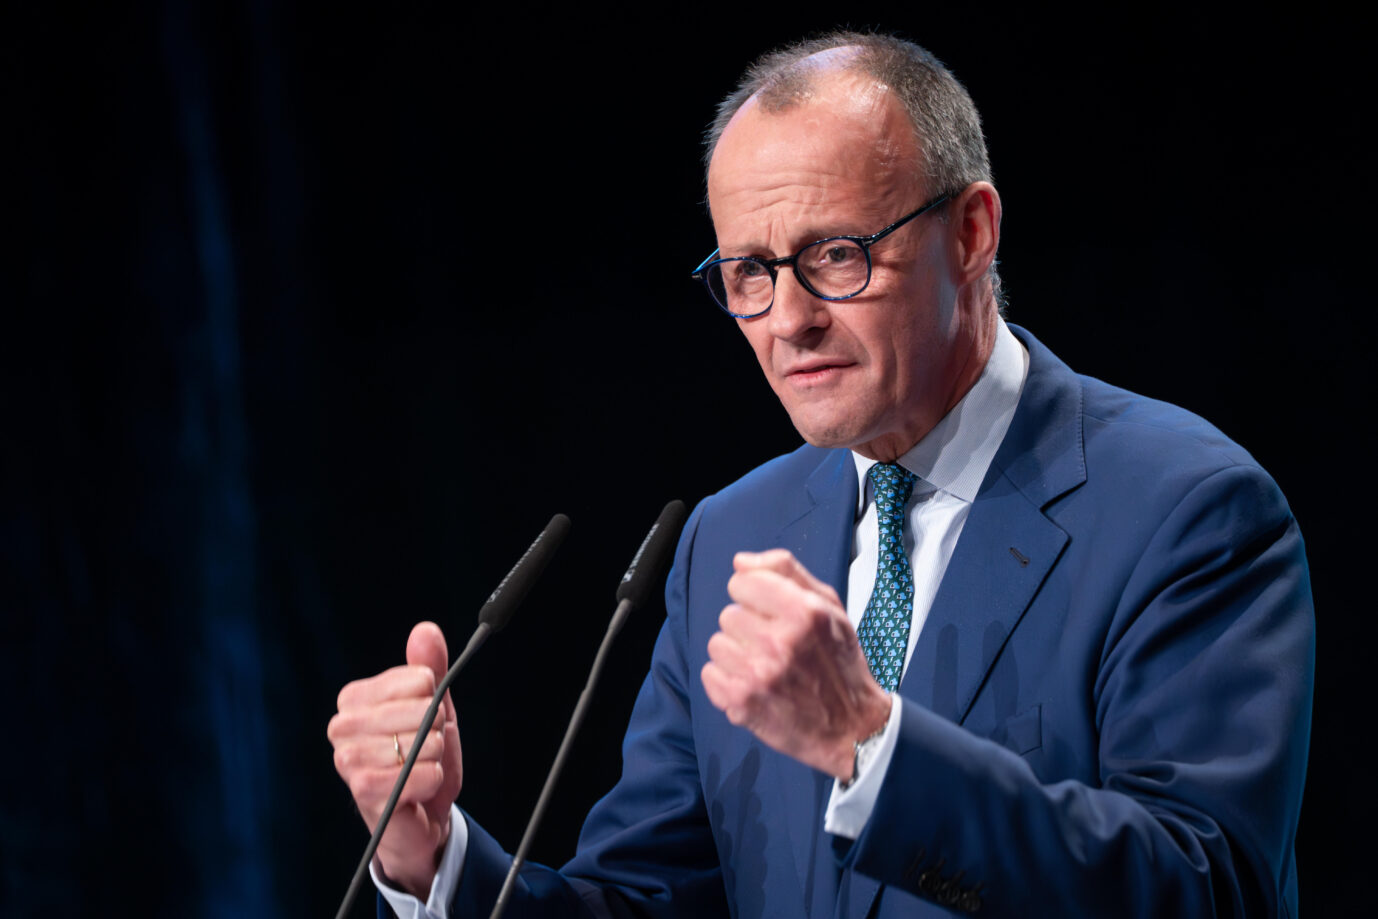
789, 417, 868, 451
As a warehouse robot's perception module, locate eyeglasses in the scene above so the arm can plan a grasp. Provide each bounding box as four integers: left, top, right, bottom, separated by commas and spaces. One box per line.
689, 193, 951, 318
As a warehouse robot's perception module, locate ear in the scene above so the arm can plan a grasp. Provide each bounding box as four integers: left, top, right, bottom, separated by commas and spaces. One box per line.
950, 182, 1001, 287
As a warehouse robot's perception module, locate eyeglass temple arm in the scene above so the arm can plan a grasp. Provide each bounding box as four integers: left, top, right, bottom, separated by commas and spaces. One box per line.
690, 248, 722, 278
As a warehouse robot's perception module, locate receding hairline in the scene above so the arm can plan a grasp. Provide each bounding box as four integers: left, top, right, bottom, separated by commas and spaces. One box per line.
738, 45, 872, 113
707, 67, 923, 200
706, 38, 922, 169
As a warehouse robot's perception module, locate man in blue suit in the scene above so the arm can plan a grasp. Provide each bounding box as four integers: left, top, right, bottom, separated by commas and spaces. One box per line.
329, 32, 1313, 917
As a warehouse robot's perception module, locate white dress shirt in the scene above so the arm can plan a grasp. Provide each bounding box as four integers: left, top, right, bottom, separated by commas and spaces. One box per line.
378, 319, 1029, 916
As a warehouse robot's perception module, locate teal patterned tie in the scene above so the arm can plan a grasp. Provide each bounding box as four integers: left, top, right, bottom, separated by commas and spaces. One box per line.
856, 462, 918, 692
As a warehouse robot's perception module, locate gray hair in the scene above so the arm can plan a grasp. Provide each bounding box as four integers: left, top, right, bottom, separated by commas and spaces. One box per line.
705, 31, 1004, 305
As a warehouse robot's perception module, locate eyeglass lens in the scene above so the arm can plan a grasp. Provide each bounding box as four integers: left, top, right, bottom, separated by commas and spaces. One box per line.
708, 238, 869, 316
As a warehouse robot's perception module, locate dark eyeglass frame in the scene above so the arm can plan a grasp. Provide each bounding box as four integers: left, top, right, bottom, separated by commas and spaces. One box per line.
689, 192, 951, 318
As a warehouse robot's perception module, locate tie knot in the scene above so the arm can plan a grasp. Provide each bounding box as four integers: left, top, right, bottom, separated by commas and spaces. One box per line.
867, 462, 918, 517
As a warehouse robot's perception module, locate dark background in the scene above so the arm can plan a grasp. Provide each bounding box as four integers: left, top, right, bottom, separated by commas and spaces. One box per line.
2, 4, 1369, 916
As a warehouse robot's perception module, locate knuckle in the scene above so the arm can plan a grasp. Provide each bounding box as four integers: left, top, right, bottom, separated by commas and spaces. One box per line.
405, 665, 435, 695
776, 614, 809, 650
759, 548, 790, 566
718, 605, 744, 635
406, 762, 441, 794
327, 710, 355, 741
800, 597, 835, 634
334, 744, 357, 771
755, 655, 787, 687
348, 770, 376, 802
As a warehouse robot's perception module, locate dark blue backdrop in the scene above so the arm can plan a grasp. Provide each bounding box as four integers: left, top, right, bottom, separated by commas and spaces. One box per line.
2, 5, 1368, 916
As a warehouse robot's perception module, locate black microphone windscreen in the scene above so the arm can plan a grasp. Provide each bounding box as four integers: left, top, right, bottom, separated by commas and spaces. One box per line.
615, 500, 687, 608
478, 513, 571, 632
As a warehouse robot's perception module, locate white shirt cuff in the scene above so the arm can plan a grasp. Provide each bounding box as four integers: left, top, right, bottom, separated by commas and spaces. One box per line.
370, 804, 468, 919
823, 694, 903, 840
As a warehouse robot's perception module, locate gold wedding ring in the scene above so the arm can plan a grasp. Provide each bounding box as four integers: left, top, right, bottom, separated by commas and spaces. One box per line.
393, 732, 404, 765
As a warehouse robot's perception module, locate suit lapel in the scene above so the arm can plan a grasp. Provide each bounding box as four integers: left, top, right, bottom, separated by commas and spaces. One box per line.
899, 475, 1069, 724
900, 324, 1086, 726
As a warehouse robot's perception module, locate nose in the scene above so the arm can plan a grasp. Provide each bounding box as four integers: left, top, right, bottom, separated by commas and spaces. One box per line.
767, 268, 830, 342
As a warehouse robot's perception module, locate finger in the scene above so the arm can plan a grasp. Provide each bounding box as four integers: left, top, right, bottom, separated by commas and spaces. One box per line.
333, 728, 445, 774
346, 760, 448, 816
727, 566, 826, 621
734, 549, 838, 600
424, 717, 463, 825
700, 661, 754, 724
406, 621, 449, 686
706, 627, 754, 675
715, 601, 778, 642
337, 664, 438, 711
407, 621, 457, 726
328, 697, 439, 742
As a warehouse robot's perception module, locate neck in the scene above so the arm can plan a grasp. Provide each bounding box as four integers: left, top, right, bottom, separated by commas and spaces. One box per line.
854, 294, 998, 463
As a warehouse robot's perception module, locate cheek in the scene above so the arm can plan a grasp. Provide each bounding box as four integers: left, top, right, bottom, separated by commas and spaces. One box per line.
738, 322, 775, 373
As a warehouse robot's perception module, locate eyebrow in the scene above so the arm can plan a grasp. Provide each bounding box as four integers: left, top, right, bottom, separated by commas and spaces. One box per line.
720, 224, 869, 259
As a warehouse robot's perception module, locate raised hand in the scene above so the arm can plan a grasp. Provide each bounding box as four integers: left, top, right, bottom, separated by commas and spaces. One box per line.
701, 550, 891, 780
328, 621, 463, 897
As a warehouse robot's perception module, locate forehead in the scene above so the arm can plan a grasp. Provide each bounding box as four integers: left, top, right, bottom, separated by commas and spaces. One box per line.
707, 70, 924, 240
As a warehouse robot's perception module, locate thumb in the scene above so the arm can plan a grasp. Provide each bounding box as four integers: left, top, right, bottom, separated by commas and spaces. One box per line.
406, 620, 449, 679
406, 620, 456, 723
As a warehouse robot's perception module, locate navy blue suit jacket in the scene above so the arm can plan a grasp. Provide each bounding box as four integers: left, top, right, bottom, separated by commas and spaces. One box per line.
447, 327, 1314, 917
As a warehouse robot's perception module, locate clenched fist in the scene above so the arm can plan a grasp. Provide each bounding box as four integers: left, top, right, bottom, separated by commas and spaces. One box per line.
328, 621, 462, 898
701, 550, 891, 780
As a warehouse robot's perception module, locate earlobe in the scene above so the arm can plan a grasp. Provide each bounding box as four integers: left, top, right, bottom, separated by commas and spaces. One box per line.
953, 182, 1002, 286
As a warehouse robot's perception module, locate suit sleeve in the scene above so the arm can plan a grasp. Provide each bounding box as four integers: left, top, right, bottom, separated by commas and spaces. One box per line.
838, 462, 1314, 917
445, 500, 728, 918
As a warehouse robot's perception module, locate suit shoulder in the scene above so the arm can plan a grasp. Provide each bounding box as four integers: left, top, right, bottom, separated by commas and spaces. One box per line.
1064, 375, 1304, 545
1077, 374, 1265, 479
706, 442, 840, 506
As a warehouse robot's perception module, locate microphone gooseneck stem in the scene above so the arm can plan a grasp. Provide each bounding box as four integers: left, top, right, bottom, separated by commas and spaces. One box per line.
489, 597, 634, 919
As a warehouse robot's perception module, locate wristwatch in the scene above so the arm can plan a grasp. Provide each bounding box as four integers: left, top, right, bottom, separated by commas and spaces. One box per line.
842, 725, 887, 789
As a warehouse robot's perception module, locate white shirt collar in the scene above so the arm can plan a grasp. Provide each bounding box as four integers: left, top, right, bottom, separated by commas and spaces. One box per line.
852, 318, 1029, 508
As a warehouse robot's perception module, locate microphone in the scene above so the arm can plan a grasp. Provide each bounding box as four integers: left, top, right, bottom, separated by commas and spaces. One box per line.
482, 513, 571, 631
616, 500, 688, 608
335, 514, 571, 919
490, 501, 688, 919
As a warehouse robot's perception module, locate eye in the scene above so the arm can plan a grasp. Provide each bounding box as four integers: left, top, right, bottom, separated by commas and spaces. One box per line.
730, 259, 769, 281
804, 241, 864, 271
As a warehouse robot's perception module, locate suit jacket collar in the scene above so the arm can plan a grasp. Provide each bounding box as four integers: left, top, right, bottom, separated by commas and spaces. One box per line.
898, 323, 1085, 725
990, 324, 1086, 510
